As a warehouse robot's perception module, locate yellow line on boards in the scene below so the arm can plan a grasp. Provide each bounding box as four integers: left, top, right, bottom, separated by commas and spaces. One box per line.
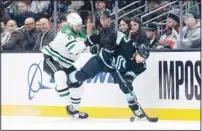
1, 105, 200, 121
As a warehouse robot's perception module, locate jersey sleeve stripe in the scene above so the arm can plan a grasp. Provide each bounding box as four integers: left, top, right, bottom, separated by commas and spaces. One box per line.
65, 40, 77, 47
67, 44, 76, 51
47, 45, 75, 63
43, 46, 73, 65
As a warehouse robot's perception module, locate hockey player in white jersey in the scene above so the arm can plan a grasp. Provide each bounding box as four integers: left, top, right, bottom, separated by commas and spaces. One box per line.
41, 13, 88, 119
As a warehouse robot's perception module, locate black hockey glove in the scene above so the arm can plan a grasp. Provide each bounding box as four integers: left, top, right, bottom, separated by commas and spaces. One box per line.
124, 79, 133, 88
120, 77, 133, 93
124, 74, 135, 82
90, 44, 100, 54
85, 33, 101, 47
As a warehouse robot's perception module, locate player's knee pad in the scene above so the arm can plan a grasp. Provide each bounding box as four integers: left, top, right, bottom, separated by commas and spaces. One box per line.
54, 70, 69, 91
119, 83, 133, 94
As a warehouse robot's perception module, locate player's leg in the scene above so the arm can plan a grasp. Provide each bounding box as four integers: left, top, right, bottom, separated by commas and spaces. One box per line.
65, 66, 88, 119
69, 55, 105, 83
110, 72, 146, 120
43, 55, 71, 107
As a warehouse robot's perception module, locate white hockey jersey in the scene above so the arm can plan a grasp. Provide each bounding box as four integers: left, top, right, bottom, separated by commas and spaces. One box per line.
41, 26, 87, 69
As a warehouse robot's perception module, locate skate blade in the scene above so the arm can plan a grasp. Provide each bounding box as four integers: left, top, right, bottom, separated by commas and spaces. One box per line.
130, 116, 148, 122
135, 117, 148, 121
69, 114, 88, 120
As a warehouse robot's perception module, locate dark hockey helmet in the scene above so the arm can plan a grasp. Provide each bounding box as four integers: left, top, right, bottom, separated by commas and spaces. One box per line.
137, 44, 150, 59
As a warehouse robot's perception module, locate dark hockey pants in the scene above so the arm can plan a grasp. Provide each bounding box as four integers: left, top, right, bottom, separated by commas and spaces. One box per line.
75, 55, 134, 94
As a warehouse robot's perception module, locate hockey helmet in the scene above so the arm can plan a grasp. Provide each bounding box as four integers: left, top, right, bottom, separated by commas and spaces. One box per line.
67, 13, 82, 26
137, 44, 150, 59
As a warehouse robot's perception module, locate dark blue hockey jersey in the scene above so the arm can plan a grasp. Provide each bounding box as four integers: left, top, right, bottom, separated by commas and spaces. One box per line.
86, 31, 149, 80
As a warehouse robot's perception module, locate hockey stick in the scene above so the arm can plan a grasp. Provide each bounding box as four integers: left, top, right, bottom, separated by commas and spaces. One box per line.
110, 61, 158, 122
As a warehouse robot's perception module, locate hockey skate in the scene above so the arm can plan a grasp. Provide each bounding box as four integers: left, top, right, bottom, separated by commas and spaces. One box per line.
66, 105, 88, 119
129, 104, 147, 121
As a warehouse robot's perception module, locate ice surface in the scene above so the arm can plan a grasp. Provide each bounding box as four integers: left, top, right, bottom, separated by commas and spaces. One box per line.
2, 116, 200, 130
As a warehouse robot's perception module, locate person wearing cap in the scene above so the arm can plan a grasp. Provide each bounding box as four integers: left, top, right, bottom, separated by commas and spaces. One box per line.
94, 0, 111, 29
99, 10, 112, 29
87, 9, 115, 54
173, 10, 201, 49
158, 9, 180, 49
144, 22, 160, 49
95, 0, 111, 13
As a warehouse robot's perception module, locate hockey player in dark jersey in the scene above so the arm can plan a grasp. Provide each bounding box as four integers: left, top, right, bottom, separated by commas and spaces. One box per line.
68, 31, 150, 120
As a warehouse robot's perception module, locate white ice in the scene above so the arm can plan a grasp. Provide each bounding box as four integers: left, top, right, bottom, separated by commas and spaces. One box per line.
2, 116, 200, 130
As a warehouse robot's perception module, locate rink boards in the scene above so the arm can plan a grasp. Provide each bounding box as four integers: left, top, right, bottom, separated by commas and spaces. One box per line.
1, 52, 201, 120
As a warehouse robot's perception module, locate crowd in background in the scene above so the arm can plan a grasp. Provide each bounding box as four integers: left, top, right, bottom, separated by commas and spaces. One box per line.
0, 0, 201, 51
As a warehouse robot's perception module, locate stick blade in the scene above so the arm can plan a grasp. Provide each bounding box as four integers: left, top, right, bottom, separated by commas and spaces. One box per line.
147, 117, 159, 122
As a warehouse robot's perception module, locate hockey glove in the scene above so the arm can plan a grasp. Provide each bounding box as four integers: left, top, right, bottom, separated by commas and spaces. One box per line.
90, 44, 100, 54
85, 33, 100, 47
120, 77, 133, 94
124, 79, 133, 88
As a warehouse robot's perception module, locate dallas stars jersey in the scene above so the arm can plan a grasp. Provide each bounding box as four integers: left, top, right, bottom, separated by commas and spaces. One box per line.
41, 25, 87, 69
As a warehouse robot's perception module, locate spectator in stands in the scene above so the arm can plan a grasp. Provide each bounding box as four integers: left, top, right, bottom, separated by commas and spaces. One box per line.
30, 0, 50, 13
95, 0, 111, 12
144, 22, 160, 49
94, 0, 111, 29
78, 10, 92, 25
3, 1, 19, 22
99, 10, 113, 29
50, 13, 67, 32
88, 10, 115, 54
173, 10, 201, 49
2, 17, 38, 51
1, 21, 10, 47
5, 1, 40, 27
35, 20, 41, 31
119, 16, 131, 37
68, 0, 84, 12
79, 0, 92, 11
84, 15, 98, 36
33, 18, 55, 50
129, 17, 147, 43
6, 19, 18, 34
183, 0, 200, 19
158, 9, 180, 49
1, 19, 18, 47
146, 0, 163, 22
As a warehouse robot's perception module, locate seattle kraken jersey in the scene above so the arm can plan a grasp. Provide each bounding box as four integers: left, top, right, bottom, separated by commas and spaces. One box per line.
99, 31, 148, 79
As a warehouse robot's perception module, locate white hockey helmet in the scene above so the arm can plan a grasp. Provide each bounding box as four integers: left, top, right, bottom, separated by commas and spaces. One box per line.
66, 13, 82, 26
